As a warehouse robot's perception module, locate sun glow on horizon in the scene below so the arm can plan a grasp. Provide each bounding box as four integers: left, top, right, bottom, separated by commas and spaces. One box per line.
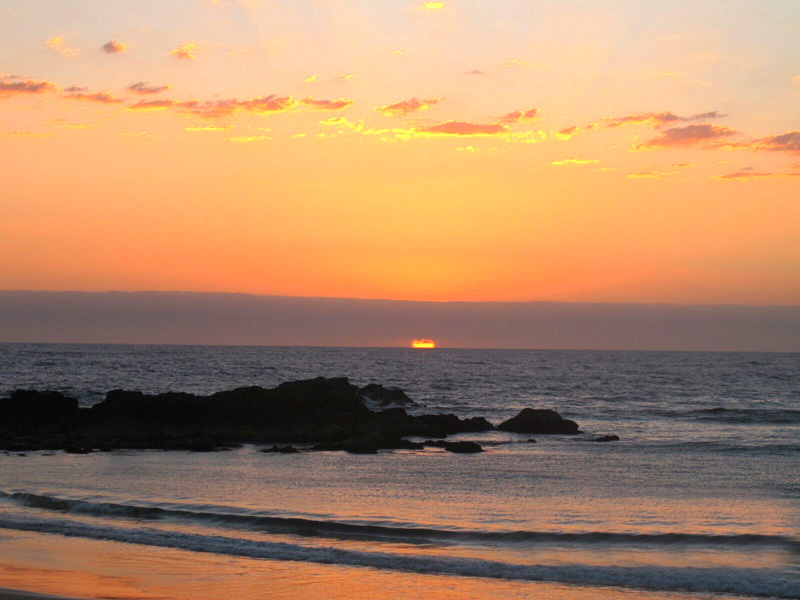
411, 339, 436, 349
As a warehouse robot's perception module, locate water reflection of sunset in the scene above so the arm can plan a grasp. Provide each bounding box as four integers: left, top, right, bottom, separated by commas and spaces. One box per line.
411, 339, 436, 349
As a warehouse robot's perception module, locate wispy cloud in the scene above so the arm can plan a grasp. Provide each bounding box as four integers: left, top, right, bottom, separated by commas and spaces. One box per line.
753, 131, 800, 154
101, 40, 128, 54
127, 82, 171, 95
551, 158, 599, 166
229, 134, 270, 143
417, 121, 509, 136
627, 170, 678, 179
42, 36, 79, 57
0, 76, 57, 97
500, 108, 540, 124
299, 97, 354, 111
606, 110, 724, 129
169, 42, 200, 60
635, 124, 737, 149
375, 97, 441, 117
64, 91, 124, 104
714, 170, 800, 180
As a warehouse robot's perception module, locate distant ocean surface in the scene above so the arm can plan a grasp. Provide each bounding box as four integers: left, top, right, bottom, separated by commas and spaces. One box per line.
1, 343, 799, 599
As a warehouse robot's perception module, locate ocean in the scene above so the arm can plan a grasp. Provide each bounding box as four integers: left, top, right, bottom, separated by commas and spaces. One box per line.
0, 343, 798, 599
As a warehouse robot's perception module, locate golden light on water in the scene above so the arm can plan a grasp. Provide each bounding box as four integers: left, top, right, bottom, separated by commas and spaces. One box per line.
411, 339, 436, 349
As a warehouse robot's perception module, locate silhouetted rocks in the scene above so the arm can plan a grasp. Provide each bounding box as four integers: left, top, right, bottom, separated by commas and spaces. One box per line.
423, 439, 484, 453
497, 408, 579, 435
0, 378, 583, 454
262, 445, 300, 454
527, 438, 537, 443
358, 384, 418, 408
593, 435, 620, 442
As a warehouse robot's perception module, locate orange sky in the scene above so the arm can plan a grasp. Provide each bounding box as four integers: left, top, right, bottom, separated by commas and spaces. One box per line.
1, 1, 799, 304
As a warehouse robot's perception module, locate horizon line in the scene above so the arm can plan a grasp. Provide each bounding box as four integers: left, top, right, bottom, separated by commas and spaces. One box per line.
2, 289, 799, 309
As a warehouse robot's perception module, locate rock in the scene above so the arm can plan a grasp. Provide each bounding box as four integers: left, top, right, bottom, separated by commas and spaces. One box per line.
497, 408, 579, 435
423, 439, 484, 453
262, 445, 300, 453
0, 390, 79, 433
527, 438, 537, 443
443, 441, 484, 453
64, 445, 93, 454
358, 384, 418, 408
593, 435, 620, 442
341, 438, 379, 454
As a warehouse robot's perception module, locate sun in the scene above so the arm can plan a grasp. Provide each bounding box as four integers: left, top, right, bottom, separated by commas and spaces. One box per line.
411, 339, 436, 349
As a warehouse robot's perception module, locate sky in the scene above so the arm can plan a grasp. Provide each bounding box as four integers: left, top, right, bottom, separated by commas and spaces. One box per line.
1, 0, 799, 305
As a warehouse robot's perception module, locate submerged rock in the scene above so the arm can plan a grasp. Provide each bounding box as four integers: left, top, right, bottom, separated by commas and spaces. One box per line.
593, 435, 620, 442
497, 408, 579, 435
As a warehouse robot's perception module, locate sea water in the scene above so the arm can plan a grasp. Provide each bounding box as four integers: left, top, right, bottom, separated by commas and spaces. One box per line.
0, 344, 798, 599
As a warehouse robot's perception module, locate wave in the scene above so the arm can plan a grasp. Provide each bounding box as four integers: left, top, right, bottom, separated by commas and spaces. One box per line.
653, 407, 800, 425
1, 491, 797, 551
0, 514, 797, 598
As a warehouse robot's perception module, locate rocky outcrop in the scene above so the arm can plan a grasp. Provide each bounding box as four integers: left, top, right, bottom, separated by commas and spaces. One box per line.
593, 435, 620, 442
497, 408, 579, 435
423, 439, 484, 453
0, 377, 495, 453
358, 384, 418, 408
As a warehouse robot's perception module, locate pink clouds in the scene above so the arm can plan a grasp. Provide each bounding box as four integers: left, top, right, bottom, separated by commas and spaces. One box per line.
636, 124, 737, 149
299, 97, 355, 111
101, 40, 128, 54
0, 77, 57, 97
64, 91, 123, 104
418, 121, 509, 136
500, 108, 540, 123
375, 97, 441, 117
753, 131, 800, 154
127, 82, 171, 95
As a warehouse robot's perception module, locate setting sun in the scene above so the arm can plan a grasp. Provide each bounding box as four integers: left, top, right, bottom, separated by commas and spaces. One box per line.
411, 339, 436, 349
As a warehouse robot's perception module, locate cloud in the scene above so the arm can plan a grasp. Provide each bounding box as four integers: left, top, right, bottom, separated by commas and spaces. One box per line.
375, 97, 441, 117
305, 75, 317, 83
606, 110, 724, 129
185, 125, 234, 131
127, 82, 171, 95
554, 123, 597, 140
794, 74, 800, 84
101, 40, 128, 54
417, 121, 509, 136
0, 77, 57, 97
464, 70, 485, 75
64, 86, 87, 92
299, 97, 354, 111
753, 131, 800, 154
129, 94, 348, 119
715, 170, 800, 180
551, 158, 599, 166
500, 108, 539, 124
627, 170, 678, 179
64, 91, 124, 104
169, 42, 200, 60
229, 134, 270, 142
42, 36, 79, 57
420, 1, 445, 10
338, 74, 357, 82
635, 124, 737, 149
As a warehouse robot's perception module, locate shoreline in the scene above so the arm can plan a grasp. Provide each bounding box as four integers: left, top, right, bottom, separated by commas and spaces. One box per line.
0, 590, 80, 600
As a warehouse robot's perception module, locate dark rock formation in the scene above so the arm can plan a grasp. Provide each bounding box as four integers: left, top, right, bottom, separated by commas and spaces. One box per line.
497, 408, 579, 435
593, 435, 620, 442
527, 438, 537, 443
262, 445, 300, 453
423, 439, 484, 453
358, 384, 418, 408
0, 377, 494, 453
